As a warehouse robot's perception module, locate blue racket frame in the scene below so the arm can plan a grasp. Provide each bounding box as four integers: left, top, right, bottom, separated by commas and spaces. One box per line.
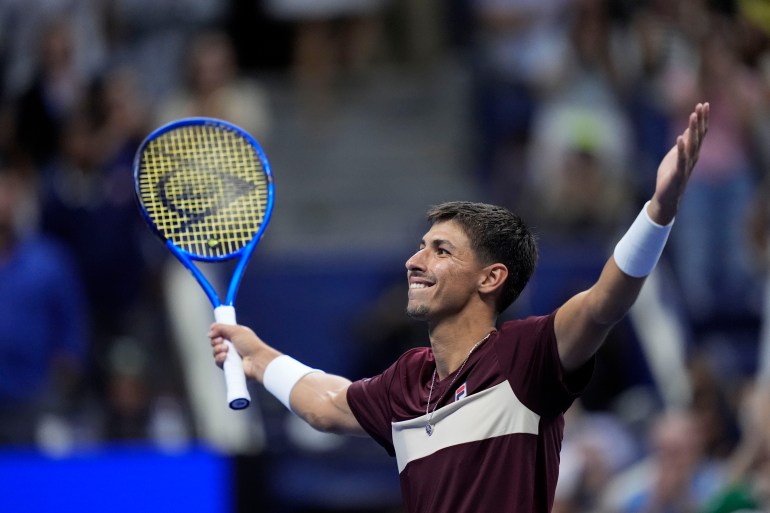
133, 117, 275, 309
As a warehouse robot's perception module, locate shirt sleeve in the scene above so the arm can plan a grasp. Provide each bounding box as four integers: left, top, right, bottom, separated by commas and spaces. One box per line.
346, 347, 431, 456
346, 359, 401, 456
495, 312, 594, 417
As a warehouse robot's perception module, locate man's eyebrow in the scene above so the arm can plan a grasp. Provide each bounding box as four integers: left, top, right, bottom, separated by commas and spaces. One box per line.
421, 238, 457, 250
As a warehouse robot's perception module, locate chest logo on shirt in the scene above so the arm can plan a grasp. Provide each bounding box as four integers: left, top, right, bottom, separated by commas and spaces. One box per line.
455, 382, 467, 402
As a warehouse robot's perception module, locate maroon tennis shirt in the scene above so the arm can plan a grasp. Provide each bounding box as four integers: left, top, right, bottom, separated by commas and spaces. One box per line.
347, 312, 594, 513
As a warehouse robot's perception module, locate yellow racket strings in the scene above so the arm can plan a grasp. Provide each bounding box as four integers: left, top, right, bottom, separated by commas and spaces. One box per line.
137, 124, 269, 258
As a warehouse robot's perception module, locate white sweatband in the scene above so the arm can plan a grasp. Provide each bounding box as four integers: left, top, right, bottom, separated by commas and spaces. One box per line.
613, 201, 674, 278
263, 355, 324, 412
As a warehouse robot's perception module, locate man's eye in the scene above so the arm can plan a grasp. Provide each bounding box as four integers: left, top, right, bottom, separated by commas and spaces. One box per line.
437, 248, 449, 255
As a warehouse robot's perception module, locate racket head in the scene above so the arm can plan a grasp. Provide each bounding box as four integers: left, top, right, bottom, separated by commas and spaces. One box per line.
133, 117, 274, 262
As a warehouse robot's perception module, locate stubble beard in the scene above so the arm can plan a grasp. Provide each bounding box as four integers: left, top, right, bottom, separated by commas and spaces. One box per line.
406, 303, 429, 321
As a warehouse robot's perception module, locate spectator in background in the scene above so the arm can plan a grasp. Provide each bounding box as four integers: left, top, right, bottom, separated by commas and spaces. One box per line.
101, 336, 191, 449
665, 12, 764, 325
101, 0, 227, 102
687, 353, 741, 463
702, 380, 770, 513
90, 65, 151, 175
155, 30, 271, 141
40, 108, 141, 348
469, 0, 569, 207
623, 0, 691, 195
553, 401, 639, 513
526, 0, 635, 235
530, 143, 632, 242
1, 1, 106, 101
0, 156, 88, 446
11, 16, 92, 168
607, 409, 724, 513
263, 0, 390, 111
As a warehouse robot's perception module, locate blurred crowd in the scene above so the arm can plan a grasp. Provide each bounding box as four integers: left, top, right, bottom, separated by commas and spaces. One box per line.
0, 0, 770, 512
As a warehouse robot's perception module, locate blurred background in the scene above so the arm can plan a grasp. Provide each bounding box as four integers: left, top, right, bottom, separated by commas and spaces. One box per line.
1, 0, 770, 512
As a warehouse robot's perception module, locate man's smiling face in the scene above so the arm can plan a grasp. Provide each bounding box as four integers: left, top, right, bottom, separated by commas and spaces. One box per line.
405, 220, 486, 322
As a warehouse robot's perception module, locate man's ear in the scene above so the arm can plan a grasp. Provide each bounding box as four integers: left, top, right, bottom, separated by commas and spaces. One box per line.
478, 263, 508, 295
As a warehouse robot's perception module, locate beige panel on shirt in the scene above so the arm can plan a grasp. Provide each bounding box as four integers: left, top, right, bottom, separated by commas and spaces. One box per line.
391, 382, 540, 473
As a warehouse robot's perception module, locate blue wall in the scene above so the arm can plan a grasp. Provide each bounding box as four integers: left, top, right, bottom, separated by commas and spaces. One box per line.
0, 446, 230, 513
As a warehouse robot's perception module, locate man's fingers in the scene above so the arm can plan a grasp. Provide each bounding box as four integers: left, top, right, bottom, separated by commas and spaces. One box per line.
677, 135, 687, 172
212, 341, 229, 367
209, 323, 237, 342
684, 102, 710, 169
692, 102, 709, 153
688, 111, 699, 153
699, 102, 710, 136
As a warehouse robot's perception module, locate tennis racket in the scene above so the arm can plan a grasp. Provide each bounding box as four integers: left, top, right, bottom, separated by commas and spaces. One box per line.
133, 117, 274, 410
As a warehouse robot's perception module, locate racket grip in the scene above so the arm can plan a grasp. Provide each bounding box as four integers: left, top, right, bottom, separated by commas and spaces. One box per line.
214, 305, 251, 410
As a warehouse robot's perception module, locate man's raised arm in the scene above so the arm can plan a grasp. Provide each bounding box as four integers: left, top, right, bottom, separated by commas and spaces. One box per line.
554, 102, 710, 371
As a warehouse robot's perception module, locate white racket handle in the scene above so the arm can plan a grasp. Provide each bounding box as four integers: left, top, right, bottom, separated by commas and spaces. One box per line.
214, 305, 251, 410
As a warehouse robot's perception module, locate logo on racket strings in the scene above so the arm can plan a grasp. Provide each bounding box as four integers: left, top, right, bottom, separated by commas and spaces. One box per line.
158, 165, 258, 234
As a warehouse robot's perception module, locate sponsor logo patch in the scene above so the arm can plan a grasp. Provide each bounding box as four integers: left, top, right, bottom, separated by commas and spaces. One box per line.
455, 382, 467, 402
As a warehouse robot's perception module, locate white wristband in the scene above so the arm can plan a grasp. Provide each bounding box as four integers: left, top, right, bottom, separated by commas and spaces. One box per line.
263, 355, 324, 412
613, 201, 674, 278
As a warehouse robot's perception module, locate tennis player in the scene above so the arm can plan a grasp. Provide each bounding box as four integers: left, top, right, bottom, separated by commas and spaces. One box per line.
210, 103, 709, 513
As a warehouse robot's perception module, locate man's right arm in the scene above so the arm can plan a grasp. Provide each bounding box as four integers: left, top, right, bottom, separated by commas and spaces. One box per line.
209, 323, 366, 436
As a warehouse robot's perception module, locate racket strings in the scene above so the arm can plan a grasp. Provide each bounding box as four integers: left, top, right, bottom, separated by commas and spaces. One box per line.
137, 124, 269, 259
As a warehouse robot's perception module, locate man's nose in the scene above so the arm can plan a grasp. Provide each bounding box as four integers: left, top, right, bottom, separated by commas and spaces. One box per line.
405, 248, 425, 271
